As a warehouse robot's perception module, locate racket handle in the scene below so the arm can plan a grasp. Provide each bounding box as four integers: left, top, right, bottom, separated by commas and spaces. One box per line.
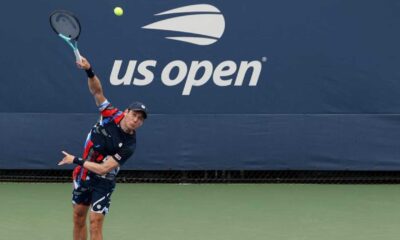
74, 49, 82, 63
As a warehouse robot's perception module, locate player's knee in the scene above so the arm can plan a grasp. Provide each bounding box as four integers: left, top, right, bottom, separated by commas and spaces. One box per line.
73, 209, 87, 226
73, 214, 86, 227
89, 218, 102, 233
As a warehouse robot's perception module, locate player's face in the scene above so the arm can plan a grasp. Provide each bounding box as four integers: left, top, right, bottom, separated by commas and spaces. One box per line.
124, 109, 145, 130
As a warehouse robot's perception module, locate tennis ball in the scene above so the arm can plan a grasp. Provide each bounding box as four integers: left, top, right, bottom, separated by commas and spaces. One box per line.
114, 7, 123, 16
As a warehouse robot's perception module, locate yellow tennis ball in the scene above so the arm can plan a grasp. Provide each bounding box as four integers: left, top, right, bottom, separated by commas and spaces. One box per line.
114, 7, 123, 16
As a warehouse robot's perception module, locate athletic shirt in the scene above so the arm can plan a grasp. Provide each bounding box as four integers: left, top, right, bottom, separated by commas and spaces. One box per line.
74, 100, 136, 182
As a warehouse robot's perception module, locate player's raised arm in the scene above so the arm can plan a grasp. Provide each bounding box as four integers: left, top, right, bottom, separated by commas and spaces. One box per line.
76, 56, 106, 106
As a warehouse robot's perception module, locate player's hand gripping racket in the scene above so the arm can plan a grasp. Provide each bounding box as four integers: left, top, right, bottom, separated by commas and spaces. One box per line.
50, 10, 82, 63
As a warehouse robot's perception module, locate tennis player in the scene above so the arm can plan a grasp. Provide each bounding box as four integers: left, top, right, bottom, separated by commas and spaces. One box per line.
58, 56, 147, 240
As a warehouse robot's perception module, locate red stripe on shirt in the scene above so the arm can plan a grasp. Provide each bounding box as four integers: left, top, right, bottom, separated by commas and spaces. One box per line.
95, 153, 104, 163
102, 109, 118, 117
83, 141, 94, 159
114, 112, 125, 124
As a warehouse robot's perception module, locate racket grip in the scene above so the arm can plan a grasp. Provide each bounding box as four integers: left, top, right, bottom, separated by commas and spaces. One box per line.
74, 49, 82, 64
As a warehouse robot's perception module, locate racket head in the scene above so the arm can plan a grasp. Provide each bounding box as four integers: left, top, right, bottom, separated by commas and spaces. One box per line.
49, 10, 81, 40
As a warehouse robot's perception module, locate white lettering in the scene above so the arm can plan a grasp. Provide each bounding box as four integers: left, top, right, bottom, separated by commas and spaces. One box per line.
109, 59, 264, 95
161, 60, 187, 86
134, 60, 156, 86
235, 61, 262, 86
110, 60, 137, 85
182, 61, 213, 95
213, 61, 236, 86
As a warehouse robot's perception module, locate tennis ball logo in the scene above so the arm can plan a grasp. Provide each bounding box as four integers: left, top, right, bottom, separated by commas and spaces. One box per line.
142, 4, 225, 46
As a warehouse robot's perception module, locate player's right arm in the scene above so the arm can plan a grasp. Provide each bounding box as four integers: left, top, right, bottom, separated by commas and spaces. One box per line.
76, 57, 106, 107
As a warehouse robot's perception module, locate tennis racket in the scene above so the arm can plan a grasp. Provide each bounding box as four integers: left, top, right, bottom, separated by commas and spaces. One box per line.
50, 10, 82, 63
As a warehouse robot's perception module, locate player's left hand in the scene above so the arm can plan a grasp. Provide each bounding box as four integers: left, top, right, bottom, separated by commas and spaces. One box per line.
58, 151, 75, 165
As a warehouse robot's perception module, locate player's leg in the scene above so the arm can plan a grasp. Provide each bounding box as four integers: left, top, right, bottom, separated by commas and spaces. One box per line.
89, 178, 115, 240
72, 132, 97, 240
89, 212, 105, 240
73, 204, 90, 240
72, 178, 91, 240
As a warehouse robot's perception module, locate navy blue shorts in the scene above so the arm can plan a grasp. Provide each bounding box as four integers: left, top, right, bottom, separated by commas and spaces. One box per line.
72, 177, 116, 215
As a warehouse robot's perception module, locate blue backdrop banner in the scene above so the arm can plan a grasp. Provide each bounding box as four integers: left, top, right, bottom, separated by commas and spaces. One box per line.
1, 0, 399, 169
